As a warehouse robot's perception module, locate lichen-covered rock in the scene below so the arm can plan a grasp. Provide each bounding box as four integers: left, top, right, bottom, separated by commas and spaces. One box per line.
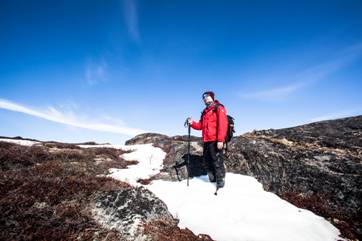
226, 116, 362, 219
92, 187, 175, 240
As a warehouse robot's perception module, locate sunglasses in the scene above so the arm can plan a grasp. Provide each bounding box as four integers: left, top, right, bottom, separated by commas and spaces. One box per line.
202, 94, 210, 99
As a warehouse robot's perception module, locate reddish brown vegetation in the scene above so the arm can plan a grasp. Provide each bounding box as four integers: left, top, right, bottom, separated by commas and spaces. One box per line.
143, 219, 214, 241
137, 178, 153, 185
0, 141, 133, 241
282, 192, 361, 240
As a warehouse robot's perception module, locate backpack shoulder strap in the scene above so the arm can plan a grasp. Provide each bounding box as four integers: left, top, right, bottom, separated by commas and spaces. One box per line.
214, 104, 221, 141
214, 103, 222, 110
201, 103, 223, 118
214, 103, 227, 145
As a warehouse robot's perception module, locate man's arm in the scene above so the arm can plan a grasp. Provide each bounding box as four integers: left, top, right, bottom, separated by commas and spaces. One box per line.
191, 119, 203, 130
217, 106, 228, 142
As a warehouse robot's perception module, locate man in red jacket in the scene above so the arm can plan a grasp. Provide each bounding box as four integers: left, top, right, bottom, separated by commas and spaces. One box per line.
187, 91, 228, 188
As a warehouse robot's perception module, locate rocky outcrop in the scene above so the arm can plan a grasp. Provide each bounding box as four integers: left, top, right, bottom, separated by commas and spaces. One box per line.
126, 115, 362, 240
93, 187, 175, 240
227, 116, 362, 211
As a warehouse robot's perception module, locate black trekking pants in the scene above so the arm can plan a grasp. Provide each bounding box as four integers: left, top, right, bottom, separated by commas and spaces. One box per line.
203, 142, 226, 180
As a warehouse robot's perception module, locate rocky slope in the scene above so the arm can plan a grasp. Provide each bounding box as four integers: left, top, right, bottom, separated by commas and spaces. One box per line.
1, 115, 361, 240
125, 115, 362, 240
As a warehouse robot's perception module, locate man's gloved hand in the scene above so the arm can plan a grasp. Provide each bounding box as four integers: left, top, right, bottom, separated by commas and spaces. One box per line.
186, 117, 193, 125
217, 142, 224, 150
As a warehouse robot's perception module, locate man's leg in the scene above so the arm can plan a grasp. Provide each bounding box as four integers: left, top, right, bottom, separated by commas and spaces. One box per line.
203, 142, 216, 182
208, 142, 226, 188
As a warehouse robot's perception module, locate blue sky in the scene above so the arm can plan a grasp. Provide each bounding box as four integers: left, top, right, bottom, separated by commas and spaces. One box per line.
1, 0, 362, 144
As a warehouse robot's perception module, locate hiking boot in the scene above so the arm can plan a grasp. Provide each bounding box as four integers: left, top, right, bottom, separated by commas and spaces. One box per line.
217, 178, 225, 188
207, 171, 216, 182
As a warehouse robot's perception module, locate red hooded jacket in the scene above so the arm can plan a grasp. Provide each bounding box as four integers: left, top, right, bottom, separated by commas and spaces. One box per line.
191, 100, 228, 143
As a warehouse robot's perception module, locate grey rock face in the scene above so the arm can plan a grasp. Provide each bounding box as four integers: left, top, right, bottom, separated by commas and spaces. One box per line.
226, 116, 362, 215
92, 187, 176, 240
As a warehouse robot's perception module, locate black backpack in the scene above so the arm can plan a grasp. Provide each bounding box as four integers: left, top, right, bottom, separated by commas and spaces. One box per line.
202, 104, 235, 143
225, 114, 235, 142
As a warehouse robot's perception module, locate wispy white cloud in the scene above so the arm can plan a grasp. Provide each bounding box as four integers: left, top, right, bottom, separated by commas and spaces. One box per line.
310, 109, 361, 122
122, 0, 140, 43
240, 82, 307, 101
0, 98, 145, 136
85, 59, 108, 86
239, 42, 362, 101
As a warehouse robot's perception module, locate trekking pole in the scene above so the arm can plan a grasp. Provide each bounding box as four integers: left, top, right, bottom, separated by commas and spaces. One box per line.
184, 119, 191, 186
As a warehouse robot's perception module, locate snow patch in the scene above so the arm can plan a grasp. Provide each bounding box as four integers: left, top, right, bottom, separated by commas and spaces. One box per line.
108, 144, 166, 185
78, 144, 124, 149
148, 173, 342, 241
0, 138, 39, 146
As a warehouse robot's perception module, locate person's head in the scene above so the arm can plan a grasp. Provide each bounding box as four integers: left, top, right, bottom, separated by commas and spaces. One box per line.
202, 91, 215, 106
